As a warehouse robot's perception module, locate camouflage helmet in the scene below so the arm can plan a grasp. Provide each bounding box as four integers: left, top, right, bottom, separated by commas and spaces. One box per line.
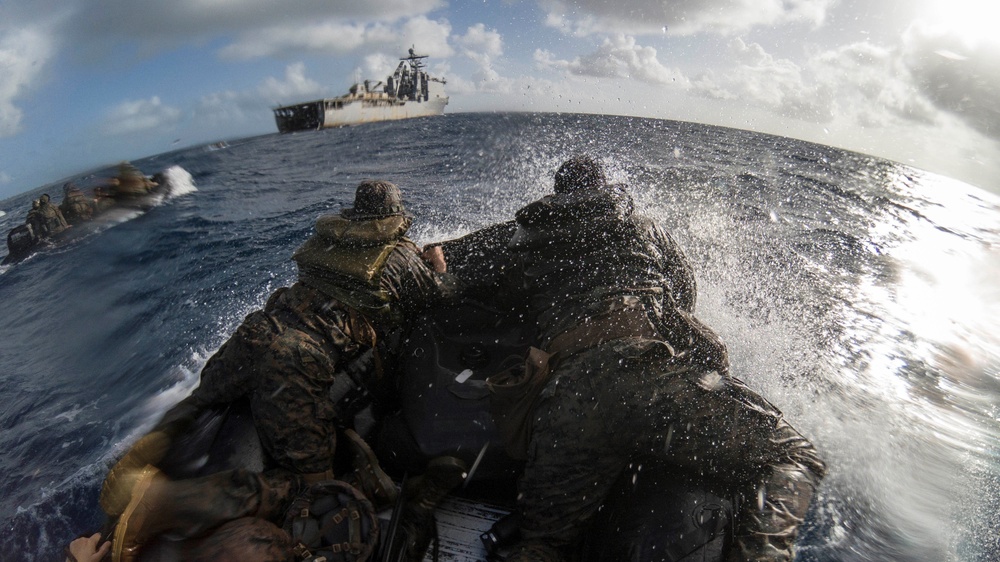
554, 155, 608, 194
341, 180, 410, 220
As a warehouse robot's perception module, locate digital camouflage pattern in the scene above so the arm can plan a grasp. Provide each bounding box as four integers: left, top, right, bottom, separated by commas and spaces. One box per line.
158, 235, 447, 476
109, 214, 448, 557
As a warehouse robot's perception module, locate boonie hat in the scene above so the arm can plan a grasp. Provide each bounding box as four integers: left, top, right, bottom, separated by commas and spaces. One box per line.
341, 180, 410, 220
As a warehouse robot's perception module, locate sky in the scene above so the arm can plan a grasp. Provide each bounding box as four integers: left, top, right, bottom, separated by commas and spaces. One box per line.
1, 0, 999, 200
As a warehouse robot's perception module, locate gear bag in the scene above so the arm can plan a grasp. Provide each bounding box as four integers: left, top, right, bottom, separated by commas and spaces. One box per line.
485, 346, 555, 460
283, 480, 379, 562
486, 305, 661, 460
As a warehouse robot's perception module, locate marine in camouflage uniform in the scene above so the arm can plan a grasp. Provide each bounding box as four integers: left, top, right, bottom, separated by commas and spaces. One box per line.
59, 182, 96, 225
501, 157, 826, 562
100, 180, 447, 561
36, 193, 70, 237
24, 199, 43, 239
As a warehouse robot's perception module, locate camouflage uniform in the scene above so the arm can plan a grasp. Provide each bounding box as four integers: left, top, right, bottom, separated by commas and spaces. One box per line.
34, 194, 69, 237
24, 200, 43, 239
60, 184, 96, 224
110, 162, 156, 197
503, 159, 825, 562
102, 181, 446, 560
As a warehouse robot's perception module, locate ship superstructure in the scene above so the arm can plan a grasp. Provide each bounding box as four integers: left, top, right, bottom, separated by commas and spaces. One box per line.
273, 48, 448, 133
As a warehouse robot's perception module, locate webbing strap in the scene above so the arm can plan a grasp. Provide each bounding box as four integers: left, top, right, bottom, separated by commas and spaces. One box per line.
544, 307, 660, 358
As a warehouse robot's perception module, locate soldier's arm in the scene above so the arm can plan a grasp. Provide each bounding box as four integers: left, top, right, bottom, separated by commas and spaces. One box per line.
436, 220, 525, 309
381, 239, 458, 317
152, 313, 265, 435
657, 293, 728, 375
650, 221, 697, 313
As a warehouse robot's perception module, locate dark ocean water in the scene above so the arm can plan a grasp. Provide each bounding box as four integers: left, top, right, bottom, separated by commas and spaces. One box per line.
1, 112, 998, 561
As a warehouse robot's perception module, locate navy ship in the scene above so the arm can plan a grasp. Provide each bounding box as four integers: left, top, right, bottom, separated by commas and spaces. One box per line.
273, 48, 448, 133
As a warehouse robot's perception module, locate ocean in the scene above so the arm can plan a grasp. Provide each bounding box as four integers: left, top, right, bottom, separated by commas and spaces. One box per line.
0, 112, 997, 561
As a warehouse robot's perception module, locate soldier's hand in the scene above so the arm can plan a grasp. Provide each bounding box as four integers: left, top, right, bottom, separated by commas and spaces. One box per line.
421, 245, 447, 273
99, 431, 171, 517
65, 532, 111, 562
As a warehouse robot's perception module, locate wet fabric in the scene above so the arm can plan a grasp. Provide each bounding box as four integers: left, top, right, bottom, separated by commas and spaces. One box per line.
158, 235, 448, 475
509, 340, 825, 562
502, 186, 826, 562
181, 518, 293, 562
509, 186, 697, 316
281, 480, 378, 562
139, 470, 298, 562
122, 221, 448, 556
112, 163, 155, 196
293, 215, 412, 315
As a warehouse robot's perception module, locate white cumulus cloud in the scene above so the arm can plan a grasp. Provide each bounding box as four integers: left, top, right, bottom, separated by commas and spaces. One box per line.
540, 0, 834, 36
219, 16, 452, 61
0, 27, 55, 137
455, 24, 506, 90
258, 63, 324, 102
901, 21, 1000, 141
195, 62, 325, 125
458, 23, 504, 58
535, 35, 686, 85
101, 96, 182, 136
69, 0, 445, 49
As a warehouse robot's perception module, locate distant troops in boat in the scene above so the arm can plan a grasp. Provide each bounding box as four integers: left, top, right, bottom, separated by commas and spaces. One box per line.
4, 161, 169, 265
59, 182, 97, 225
35, 194, 69, 237
107, 162, 158, 198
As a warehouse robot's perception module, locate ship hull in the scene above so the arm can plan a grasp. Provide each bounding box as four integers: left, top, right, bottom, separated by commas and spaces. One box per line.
274, 95, 448, 133
273, 48, 448, 133
323, 96, 448, 127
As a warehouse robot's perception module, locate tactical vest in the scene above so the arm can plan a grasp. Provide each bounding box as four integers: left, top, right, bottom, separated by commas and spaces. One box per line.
293, 214, 412, 314
37, 203, 68, 236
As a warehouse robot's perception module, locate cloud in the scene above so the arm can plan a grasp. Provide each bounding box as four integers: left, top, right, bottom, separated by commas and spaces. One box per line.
811, 40, 938, 127
219, 16, 452, 61
540, 0, 835, 36
455, 24, 507, 90
535, 35, 687, 85
258, 63, 324, 102
219, 23, 369, 60
699, 37, 834, 122
195, 62, 327, 126
0, 170, 11, 184
67, 0, 444, 48
0, 27, 55, 138
457, 23, 503, 58
901, 22, 1000, 141
690, 37, 948, 127
101, 96, 182, 135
